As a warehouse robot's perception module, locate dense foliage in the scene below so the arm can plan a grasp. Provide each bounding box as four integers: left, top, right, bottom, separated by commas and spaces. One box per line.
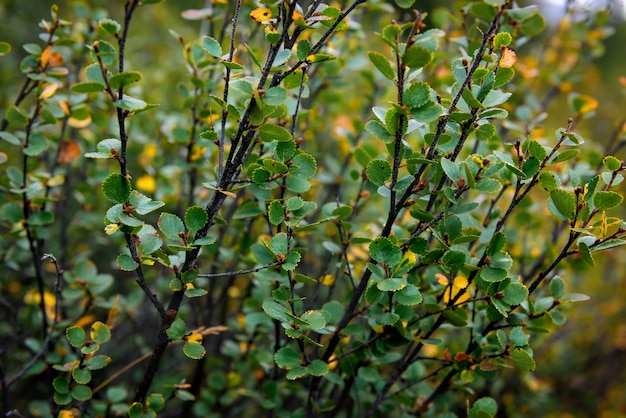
1, 1, 625, 417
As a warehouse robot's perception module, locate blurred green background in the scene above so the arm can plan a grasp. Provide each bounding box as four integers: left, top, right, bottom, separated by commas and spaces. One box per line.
1, 1, 625, 416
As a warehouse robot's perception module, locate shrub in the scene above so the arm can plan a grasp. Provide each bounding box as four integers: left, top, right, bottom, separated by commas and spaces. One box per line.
0, 1, 624, 417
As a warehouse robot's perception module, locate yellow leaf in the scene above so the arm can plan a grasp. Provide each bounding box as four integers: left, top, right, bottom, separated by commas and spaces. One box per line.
136, 174, 156, 193
250, 8, 272, 22
39, 82, 58, 100
105, 223, 119, 235
320, 274, 335, 286
186, 333, 203, 344
500, 47, 517, 68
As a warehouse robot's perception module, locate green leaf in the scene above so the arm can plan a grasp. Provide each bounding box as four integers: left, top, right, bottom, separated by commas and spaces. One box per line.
72, 367, 91, 384
510, 348, 536, 371
561, 293, 591, 303
549, 189, 576, 220
470, 397, 498, 418
6, 105, 29, 127
402, 45, 432, 68
66, 326, 86, 348
109, 71, 143, 89
275, 347, 301, 369
71, 385, 92, 401
114, 94, 147, 111
296, 40, 311, 61
91, 321, 111, 344
578, 241, 594, 266
602, 155, 622, 171
300, 310, 327, 330
377, 278, 405, 292
286, 366, 307, 380
262, 301, 291, 323
53, 376, 70, 394
404, 81, 430, 109
29, 211, 54, 226
552, 149, 579, 164
167, 317, 186, 340
550, 276, 566, 299
290, 153, 317, 179
0, 41, 11, 56
0, 131, 21, 145
593, 191, 623, 211
493, 32, 512, 48
117, 254, 139, 271
367, 51, 395, 80
365, 120, 394, 143
158, 213, 185, 241
258, 123, 292, 142
183, 342, 206, 359
23, 134, 47, 156
509, 326, 529, 347
85, 138, 122, 159
395, 284, 423, 306
71, 82, 106, 93
201, 36, 222, 57
307, 360, 329, 376
98, 18, 121, 34
146, 393, 165, 412
443, 309, 468, 327
102, 173, 131, 203
268, 200, 284, 225
487, 232, 507, 256
539, 171, 558, 191
366, 159, 392, 186
185, 206, 208, 233
480, 266, 507, 283
263, 86, 287, 106
476, 178, 502, 194
394, 0, 415, 8
440, 158, 460, 182
369, 237, 402, 267
502, 282, 528, 305
84, 354, 111, 370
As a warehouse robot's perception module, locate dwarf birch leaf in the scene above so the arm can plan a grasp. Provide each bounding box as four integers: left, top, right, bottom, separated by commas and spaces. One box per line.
275, 347, 301, 369
307, 360, 329, 376
158, 213, 185, 240
71, 82, 105, 93
578, 241, 594, 266
510, 348, 535, 371
268, 200, 284, 225
183, 342, 206, 359
550, 189, 576, 220
369, 237, 402, 266
102, 174, 131, 203
167, 317, 186, 340
71, 385, 92, 401
502, 282, 528, 305
402, 45, 432, 68
367, 51, 395, 80
201, 36, 222, 57
109, 71, 142, 89
366, 159, 392, 186
593, 191, 623, 211
395, 284, 423, 305
66, 327, 86, 348
258, 123, 291, 142
185, 206, 208, 233
116, 254, 138, 271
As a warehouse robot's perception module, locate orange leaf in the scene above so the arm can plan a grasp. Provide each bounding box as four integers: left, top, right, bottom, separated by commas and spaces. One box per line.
454, 352, 470, 362
500, 47, 517, 68
58, 140, 81, 164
